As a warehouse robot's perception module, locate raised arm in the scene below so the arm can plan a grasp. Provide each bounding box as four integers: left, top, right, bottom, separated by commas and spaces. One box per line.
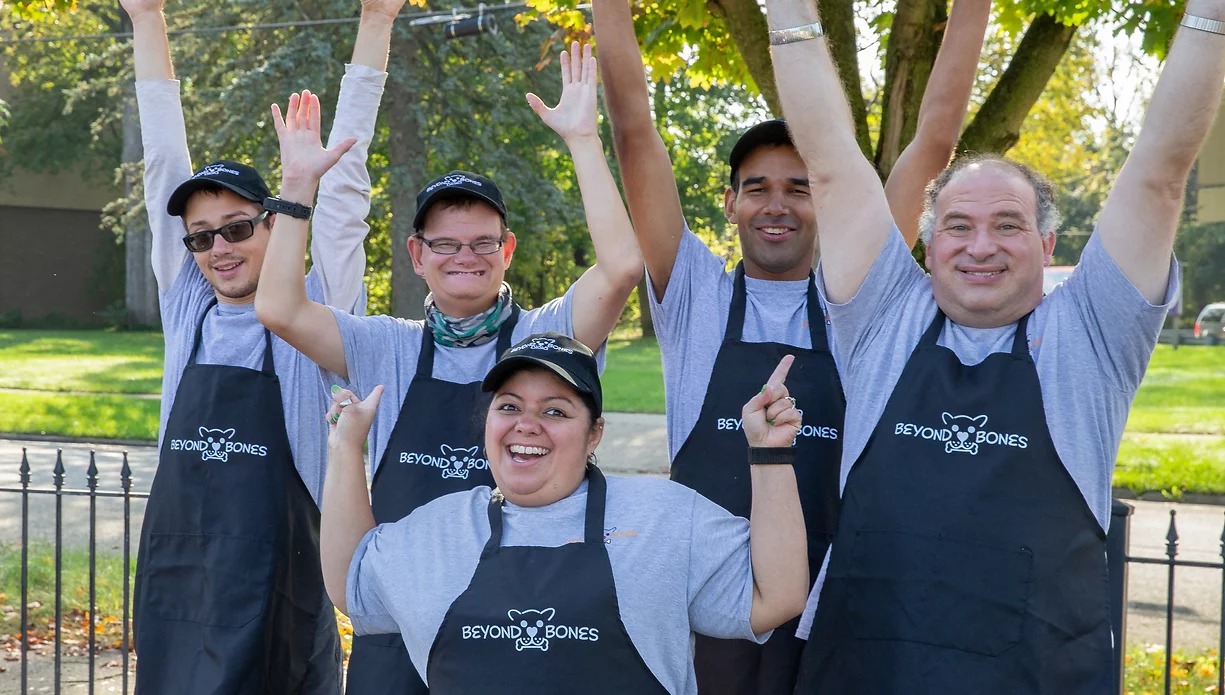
592, 0, 686, 299
1095, 0, 1225, 303
741, 356, 808, 635
884, 0, 990, 246
527, 43, 644, 349
310, 0, 403, 313
255, 91, 356, 378
121, 0, 192, 293
766, 0, 894, 304
322, 384, 383, 613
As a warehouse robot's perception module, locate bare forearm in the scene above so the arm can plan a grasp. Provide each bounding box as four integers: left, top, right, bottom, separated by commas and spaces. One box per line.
748, 463, 808, 635
568, 135, 643, 287
592, 0, 685, 296
129, 10, 174, 81
1126, 3, 1225, 194
767, 0, 893, 302
1099, 1, 1225, 302
255, 182, 317, 331
322, 440, 376, 614
350, 11, 397, 71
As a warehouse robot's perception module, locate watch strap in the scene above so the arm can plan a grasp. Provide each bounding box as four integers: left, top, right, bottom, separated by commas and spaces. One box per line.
748, 447, 796, 465
263, 196, 313, 220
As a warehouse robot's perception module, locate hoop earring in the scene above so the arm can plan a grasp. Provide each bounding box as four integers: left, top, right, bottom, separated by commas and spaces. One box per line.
586, 452, 598, 466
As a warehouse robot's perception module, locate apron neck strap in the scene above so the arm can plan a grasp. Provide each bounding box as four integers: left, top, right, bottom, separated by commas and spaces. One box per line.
417, 304, 522, 379
481, 463, 607, 556
918, 308, 947, 348
1010, 311, 1033, 358
188, 299, 218, 365
725, 263, 826, 349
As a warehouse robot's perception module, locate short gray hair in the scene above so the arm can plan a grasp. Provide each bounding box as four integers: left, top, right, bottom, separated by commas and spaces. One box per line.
918, 154, 1062, 246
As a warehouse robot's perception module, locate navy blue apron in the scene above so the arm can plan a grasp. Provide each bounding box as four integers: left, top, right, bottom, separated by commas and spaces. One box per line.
797, 310, 1112, 693
346, 310, 519, 694
670, 263, 844, 694
134, 301, 338, 693
425, 466, 668, 693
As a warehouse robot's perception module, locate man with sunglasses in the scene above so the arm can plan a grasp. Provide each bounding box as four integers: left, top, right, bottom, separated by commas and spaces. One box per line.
122, 0, 406, 691
257, 42, 643, 693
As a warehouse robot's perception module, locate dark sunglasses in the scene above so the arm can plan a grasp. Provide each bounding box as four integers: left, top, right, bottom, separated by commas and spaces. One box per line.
182, 211, 271, 253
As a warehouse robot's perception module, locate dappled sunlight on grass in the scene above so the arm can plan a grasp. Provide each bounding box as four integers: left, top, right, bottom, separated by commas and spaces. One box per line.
1115, 434, 1225, 496
0, 330, 164, 394
0, 393, 159, 441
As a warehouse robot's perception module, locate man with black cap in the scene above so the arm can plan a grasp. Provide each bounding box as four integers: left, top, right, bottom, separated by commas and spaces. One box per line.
590, 1, 990, 692
257, 42, 643, 693
122, 0, 405, 690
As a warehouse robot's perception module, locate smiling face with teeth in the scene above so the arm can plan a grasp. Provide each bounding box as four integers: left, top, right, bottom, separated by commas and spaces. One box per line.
183, 189, 272, 305
485, 367, 604, 507
408, 200, 516, 319
724, 145, 817, 281
925, 162, 1057, 328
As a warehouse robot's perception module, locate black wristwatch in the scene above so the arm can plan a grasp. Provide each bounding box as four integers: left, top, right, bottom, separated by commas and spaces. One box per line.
747, 447, 796, 465
263, 196, 313, 220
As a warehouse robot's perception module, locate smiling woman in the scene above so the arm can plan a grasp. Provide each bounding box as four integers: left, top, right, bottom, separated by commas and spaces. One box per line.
320, 332, 811, 694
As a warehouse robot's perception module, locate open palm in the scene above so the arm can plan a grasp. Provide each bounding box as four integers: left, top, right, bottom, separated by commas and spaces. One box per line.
271, 90, 356, 185
527, 42, 598, 142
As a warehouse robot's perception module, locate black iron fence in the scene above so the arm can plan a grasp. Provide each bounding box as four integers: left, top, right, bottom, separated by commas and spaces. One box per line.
1, 449, 1224, 694
0, 448, 147, 694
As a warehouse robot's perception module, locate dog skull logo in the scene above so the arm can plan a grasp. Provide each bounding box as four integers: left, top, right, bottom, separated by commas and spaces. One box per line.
440, 445, 479, 479
198, 427, 236, 462
941, 413, 987, 455
508, 608, 554, 652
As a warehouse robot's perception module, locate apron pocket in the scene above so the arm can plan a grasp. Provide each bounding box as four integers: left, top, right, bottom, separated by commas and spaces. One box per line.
144, 533, 274, 628
844, 529, 1033, 657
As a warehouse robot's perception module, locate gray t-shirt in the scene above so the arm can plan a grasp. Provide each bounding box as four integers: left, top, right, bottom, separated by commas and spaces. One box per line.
331, 289, 590, 476
648, 230, 816, 460
138, 65, 386, 504
345, 475, 764, 693
796, 228, 1176, 638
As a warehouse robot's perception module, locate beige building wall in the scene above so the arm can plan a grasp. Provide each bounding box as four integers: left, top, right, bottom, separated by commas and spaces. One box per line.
1198, 94, 1225, 223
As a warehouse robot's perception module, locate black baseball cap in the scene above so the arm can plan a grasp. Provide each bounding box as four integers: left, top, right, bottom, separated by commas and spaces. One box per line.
413, 171, 508, 232
166, 160, 271, 217
482, 333, 602, 417
728, 119, 794, 187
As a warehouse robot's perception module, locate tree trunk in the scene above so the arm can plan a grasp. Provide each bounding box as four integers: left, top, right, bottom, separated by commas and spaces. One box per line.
707, 0, 779, 116
875, 0, 944, 180
387, 30, 429, 320
958, 13, 1078, 156
120, 10, 158, 328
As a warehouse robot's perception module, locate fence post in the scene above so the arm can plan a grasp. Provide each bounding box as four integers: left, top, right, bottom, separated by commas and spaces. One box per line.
1108, 499, 1133, 695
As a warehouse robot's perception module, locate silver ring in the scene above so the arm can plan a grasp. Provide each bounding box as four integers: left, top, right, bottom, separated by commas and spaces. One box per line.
338, 398, 353, 408
786, 397, 797, 407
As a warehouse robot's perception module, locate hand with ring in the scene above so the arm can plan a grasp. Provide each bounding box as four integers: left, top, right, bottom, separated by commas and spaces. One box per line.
326, 384, 384, 451
741, 356, 803, 448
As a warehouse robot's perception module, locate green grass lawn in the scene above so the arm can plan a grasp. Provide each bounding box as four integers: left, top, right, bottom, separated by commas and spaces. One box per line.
0, 330, 1221, 494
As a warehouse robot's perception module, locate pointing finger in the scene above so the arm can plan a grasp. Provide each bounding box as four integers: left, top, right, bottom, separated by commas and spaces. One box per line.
765, 354, 795, 390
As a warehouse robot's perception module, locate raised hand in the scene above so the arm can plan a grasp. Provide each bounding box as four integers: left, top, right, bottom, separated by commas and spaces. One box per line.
119, 0, 165, 19
741, 355, 802, 448
271, 90, 357, 190
360, 0, 409, 20
526, 42, 598, 143
326, 385, 384, 451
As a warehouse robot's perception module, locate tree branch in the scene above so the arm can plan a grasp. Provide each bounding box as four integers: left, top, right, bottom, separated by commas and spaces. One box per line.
817, 0, 871, 158
875, 0, 944, 178
958, 12, 1077, 155
707, 0, 780, 115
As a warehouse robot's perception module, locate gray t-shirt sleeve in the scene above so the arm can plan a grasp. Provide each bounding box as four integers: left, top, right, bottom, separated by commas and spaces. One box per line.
346, 525, 405, 636
685, 492, 765, 643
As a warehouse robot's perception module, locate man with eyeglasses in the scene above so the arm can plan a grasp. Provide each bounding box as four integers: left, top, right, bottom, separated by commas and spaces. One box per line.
257, 42, 643, 692
122, 0, 405, 690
